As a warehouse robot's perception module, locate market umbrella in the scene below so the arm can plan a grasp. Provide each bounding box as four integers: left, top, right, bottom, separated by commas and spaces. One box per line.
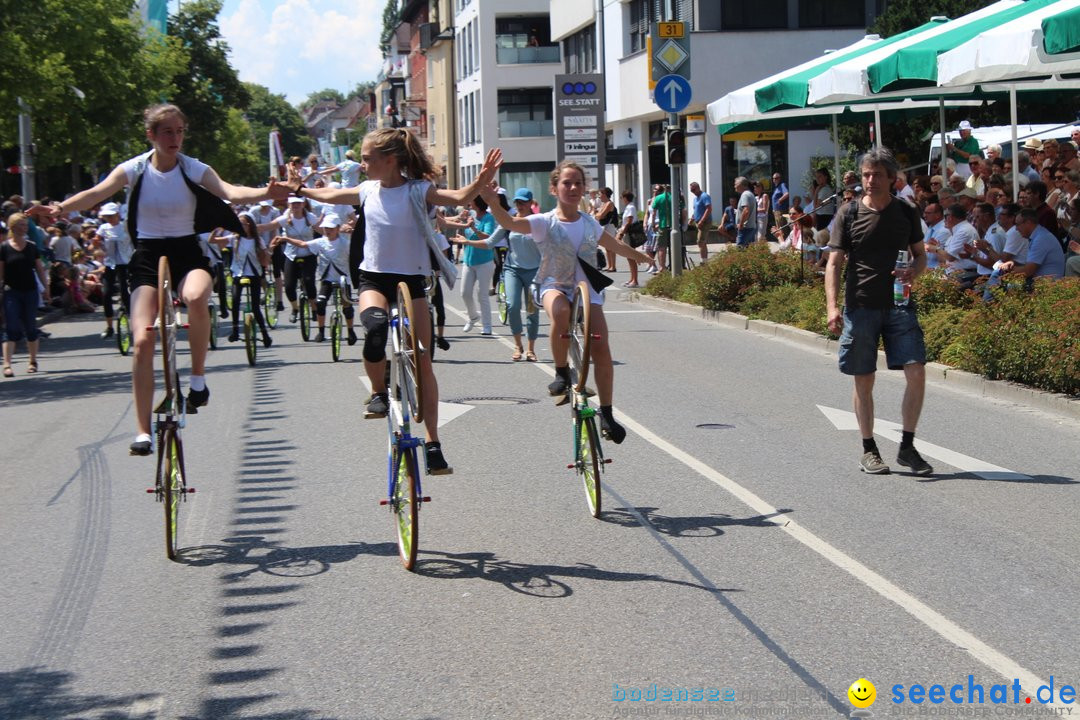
936, 0, 1080, 85
807, 0, 1025, 106
1042, 3, 1080, 54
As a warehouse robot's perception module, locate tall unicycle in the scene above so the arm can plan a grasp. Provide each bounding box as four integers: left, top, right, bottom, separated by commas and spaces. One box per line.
568, 281, 601, 517
116, 306, 132, 356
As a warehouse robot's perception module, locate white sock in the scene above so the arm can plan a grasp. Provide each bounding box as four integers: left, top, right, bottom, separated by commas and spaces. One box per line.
135, 433, 152, 444
189, 375, 206, 392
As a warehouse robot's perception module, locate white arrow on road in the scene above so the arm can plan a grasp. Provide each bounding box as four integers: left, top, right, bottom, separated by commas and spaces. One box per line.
360, 376, 473, 428
661, 78, 683, 107
817, 404, 1032, 480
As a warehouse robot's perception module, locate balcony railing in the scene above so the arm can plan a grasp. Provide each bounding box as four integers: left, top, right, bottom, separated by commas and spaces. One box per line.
496, 45, 560, 65
498, 119, 554, 138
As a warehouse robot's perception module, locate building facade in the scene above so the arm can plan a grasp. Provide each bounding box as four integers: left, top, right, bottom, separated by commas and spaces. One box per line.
551, 0, 884, 212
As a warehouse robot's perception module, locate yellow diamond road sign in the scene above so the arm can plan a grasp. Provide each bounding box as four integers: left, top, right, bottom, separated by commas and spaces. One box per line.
650, 22, 690, 85
657, 40, 688, 73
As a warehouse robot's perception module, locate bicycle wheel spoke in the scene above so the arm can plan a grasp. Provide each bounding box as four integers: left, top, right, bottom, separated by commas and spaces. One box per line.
163, 427, 185, 559
396, 283, 424, 423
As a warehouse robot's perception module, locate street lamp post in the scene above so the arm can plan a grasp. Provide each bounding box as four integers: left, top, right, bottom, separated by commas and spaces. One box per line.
17, 97, 35, 200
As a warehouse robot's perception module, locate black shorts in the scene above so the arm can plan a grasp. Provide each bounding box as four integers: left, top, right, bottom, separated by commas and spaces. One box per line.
271, 243, 286, 277
357, 270, 427, 305
129, 236, 211, 290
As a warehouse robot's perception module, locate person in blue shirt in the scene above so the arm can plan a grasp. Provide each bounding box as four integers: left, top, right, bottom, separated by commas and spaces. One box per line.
997, 208, 1066, 280
771, 173, 790, 233
689, 182, 712, 262
459, 196, 497, 335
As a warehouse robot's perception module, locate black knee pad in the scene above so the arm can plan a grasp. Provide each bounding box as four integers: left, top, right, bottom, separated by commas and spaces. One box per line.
315, 295, 328, 316
360, 307, 389, 362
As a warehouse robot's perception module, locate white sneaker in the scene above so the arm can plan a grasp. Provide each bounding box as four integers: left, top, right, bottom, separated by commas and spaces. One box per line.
463, 318, 477, 332
480, 328, 492, 336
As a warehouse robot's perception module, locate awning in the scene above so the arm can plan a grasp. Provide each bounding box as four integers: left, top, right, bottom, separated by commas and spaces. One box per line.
936, 0, 1080, 86
1042, 3, 1080, 53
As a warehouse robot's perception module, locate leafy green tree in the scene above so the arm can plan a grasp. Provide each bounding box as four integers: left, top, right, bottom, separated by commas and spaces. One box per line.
302, 89, 346, 111
244, 83, 314, 162
869, 0, 996, 36
210, 108, 262, 185
0, 0, 185, 195
166, 0, 250, 164
380, 0, 400, 58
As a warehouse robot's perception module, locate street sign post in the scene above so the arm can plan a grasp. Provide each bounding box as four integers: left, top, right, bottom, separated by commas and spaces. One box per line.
555, 74, 606, 188
655, 74, 692, 114
650, 22, 690, 84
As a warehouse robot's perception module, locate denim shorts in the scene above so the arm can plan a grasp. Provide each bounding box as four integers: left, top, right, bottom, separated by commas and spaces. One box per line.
838, 304, 926, 376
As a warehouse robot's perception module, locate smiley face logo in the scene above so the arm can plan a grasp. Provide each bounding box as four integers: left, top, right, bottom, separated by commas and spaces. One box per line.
848, 678, 876, 708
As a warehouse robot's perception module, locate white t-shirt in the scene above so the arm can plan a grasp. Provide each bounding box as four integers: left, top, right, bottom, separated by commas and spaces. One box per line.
275, 212, 318, 259
309, 236, 351, 284
120, 151, 210, 239
99, 221, 133, 268
621, 203, 637, 228
252, 206, 281, 246
230, 234, 265, 277
944, 220, 978, 273
527, 211, 605, 305
357, 179, 434, 276
199, 232, 225, 266
338, 159, 362, 187
1003, 226, 1029, 264
50, 234, 78, 264
977, 224, 1008, 276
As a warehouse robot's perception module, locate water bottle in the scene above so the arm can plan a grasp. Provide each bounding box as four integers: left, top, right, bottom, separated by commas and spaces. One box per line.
893, 250, 911, 306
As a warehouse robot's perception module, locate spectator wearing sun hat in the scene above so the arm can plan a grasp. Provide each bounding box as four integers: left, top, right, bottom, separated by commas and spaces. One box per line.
97, 202, 133, 339
946, 121, 981, 177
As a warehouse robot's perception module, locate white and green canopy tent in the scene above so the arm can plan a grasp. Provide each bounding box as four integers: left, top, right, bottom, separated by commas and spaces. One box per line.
706, 21, 983, 189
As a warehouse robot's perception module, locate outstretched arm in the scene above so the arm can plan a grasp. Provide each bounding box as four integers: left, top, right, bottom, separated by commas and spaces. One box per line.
199, 167, 274, 205
599, 229, 650, 263
478, 183, 531, 235
30, 165, 129, 223
428, 148, 503, 206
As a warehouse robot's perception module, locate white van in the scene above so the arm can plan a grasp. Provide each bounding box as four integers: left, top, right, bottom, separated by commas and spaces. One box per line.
926, 123, 1074, 174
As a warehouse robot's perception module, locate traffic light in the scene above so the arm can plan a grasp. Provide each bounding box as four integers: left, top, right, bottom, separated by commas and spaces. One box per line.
665, 126, 686, 165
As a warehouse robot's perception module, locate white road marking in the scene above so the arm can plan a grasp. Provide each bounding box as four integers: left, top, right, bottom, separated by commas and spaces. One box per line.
443, 300, 1059, 705
817, 405, 1032, 481
615, 411, 1062, 709
128, 697, 165, 718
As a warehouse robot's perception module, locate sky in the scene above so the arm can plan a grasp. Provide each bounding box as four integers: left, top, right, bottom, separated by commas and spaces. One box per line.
216, 0, 386, 106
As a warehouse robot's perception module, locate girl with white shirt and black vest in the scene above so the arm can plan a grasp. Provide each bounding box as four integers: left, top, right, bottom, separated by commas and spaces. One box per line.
33, 104, 278, 456
291, 128, 501, 475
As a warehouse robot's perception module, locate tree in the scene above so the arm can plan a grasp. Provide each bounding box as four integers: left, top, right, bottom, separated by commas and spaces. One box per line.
380, 0, 400, 58
244, 83, 314, 163
209, 108, 262, 185
869, 0, 997, 37
0, 0, 185, 195
301, 89, 346, 111
166, 0, 250, 164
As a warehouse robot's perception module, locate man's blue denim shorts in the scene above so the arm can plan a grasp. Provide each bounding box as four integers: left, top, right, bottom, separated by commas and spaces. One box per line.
838, 304, 926, 376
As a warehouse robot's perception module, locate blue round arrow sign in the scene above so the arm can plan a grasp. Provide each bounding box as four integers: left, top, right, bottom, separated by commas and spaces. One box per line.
655, 74, 692, 114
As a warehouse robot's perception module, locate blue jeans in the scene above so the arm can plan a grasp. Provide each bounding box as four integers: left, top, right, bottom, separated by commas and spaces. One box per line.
838, 304, 926, 376
504, 265, 539, 340
3, 288, 41, 343
736, 228, 756, 247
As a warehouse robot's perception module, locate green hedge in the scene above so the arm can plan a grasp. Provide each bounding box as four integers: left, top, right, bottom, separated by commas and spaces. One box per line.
642, 251, 1080, 397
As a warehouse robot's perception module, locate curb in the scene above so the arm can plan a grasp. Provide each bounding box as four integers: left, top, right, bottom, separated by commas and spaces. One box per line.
626, 291, 1080, 423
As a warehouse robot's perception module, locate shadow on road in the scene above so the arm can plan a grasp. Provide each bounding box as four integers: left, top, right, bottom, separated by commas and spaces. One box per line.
915, 472, 1077, 485
0, 667, 157, 720
602, 506, 792, 537
414, 549, 738, 598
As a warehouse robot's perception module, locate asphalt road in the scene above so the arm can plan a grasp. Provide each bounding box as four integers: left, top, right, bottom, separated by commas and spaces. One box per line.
2, 273, 1077, 720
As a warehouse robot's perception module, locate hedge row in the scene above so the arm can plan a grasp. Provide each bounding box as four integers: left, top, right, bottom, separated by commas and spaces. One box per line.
642, 246, 1080, 396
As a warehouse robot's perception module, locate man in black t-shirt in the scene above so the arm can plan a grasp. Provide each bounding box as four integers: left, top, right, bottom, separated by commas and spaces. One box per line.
825, 147, 934, 477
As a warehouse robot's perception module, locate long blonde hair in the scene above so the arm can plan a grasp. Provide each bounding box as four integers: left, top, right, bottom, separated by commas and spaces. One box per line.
365, 128, 437, 180
5, 212, 27, 240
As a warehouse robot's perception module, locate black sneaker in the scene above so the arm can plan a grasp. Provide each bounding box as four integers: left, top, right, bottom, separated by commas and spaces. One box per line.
276, 301, 285, 312
436, 336, 450, 351
315, 329, 326, 343
219, 308, 229, 319
896, 446, 934, 476
101, 327, 114, 339
228, 329, 239, 342
547, 374, 569, 396
187, 386, 210, 410
347, 328, 358, 346
859, 451, 890, 474
364, 392, 389, 419
425, 441, 453, 475
262, 334, 273, 348
599, 412, 627, 444
129, 438, 152, 456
